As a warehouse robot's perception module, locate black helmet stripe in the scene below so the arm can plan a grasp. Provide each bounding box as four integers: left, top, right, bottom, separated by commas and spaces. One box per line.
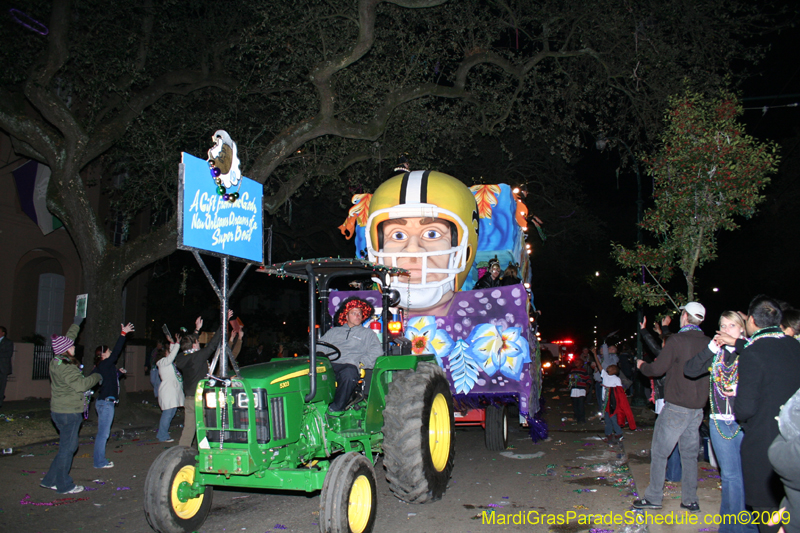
398, 172, 410, 204
398, 170, 431, 205
419, 170, 429, 203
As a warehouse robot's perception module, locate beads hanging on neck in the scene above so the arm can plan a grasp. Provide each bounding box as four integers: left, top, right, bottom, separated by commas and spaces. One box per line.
709, 347, 741, 440
743, 326, 785, 349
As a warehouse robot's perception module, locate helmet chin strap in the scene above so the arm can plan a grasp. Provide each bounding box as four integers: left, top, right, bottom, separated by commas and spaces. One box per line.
397, 278, 455, 310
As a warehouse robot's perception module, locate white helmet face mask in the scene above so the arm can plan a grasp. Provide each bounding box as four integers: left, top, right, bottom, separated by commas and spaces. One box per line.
366, 204, 469, 310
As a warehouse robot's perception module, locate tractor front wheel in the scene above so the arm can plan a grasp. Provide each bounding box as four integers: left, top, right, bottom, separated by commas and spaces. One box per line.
143, 446, 213, 533
382, 362, 455, 503
319, 452, 377, 533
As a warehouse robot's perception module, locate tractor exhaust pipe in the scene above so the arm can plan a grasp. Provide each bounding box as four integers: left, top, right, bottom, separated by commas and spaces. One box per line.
305, 263, 317, 402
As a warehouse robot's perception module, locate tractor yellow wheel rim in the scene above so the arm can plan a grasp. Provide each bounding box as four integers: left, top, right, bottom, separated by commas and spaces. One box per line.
171, 465, 204, 519
428, 393, 451, 472
348, 474, 372, 533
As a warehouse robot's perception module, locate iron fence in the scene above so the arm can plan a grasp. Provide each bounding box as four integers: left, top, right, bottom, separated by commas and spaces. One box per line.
32, 345, 53, 380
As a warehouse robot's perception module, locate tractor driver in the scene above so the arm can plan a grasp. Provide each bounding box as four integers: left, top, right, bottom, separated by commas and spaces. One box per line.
319, 297, 383, 412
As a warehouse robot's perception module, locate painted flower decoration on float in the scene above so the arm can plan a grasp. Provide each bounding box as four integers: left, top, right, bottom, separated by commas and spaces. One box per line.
430, 329, 455, 365
406, 316, 437, 355
466, 324, 530, 381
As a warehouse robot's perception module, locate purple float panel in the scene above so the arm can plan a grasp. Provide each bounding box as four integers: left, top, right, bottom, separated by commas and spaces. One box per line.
326, 285, 540, 422
409, 284, 538, 420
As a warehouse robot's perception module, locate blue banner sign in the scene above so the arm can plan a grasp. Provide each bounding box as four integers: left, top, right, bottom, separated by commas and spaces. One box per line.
179, 152, 263, 263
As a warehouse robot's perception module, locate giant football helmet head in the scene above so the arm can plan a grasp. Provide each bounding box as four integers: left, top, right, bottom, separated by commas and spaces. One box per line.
366, 170, 479, 310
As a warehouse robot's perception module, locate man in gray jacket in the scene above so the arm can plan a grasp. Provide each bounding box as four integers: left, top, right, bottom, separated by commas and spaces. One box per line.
633, 302, 711, 513
319, 297, 382, 412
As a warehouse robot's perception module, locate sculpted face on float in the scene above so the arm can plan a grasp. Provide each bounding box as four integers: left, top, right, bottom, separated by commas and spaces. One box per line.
380, 217, 456, 310
365, 170, 479, 313
381, 217, 453, 284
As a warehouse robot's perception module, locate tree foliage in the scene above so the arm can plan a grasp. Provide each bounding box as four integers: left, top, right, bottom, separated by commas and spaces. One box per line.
231, 0, 775, 209
0, 0, 250, 350
613, 91, 780, 312
0, 0, 782, 350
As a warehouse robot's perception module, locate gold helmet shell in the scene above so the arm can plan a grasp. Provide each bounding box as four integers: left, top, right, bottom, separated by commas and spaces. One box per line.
366, 170, 479, 309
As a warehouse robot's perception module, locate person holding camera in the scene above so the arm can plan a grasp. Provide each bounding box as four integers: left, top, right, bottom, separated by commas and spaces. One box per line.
175, 314, 227, 447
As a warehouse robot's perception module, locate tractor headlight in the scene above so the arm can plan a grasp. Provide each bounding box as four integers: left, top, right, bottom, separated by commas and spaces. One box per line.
205, 391, 219, 409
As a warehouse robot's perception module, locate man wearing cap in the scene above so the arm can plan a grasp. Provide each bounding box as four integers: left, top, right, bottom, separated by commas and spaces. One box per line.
717, 295, 800, 532
319, 297, 382, 412
633, 302, 711, 513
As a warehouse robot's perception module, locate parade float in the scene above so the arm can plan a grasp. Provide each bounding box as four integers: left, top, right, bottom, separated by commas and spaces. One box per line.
336, 170, 544, 449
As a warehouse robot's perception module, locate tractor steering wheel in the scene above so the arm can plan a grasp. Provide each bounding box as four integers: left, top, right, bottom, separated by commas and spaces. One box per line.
315, 340, 342, 362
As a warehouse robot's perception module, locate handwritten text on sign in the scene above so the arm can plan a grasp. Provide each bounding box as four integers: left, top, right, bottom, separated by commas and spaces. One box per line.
189, 191, 259, 248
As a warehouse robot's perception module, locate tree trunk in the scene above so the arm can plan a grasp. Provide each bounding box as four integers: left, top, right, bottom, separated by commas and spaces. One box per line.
81, 264, 126, 365
683, 226, 705, 302
82, 250, 159, 418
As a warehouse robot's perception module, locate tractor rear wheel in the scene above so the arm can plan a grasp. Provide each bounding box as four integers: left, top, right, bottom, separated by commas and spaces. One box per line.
382, 362, 455, 503
485, 404, 509, 451
319, 452, 377, 533
143, 446, 213, 533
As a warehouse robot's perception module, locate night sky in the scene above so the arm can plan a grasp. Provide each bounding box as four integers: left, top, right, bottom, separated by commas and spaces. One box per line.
535, 23, 800, 348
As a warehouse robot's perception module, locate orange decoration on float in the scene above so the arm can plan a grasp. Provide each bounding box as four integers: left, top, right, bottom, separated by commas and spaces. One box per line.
469, 184, 501, 219
337, 193, 372, 239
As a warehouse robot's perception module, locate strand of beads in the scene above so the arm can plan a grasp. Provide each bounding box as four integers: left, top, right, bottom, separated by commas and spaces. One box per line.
709, 385, 741, 439
709, 350, 741, 440
209, 163, 240, 203
743, 327, 785, 349
712, 352, 738, 392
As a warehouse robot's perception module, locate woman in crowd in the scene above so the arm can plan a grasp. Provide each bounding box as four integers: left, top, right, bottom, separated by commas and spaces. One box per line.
639, 316, 673, 413
685, 311, 755, 533
41, 317, 102, 494
156, 336, 184, 442
229, 327, 244, 362
91, 323, 134, 469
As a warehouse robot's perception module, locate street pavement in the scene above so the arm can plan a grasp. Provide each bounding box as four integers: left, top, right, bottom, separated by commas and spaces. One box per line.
0, 380, 724, 532
623, 416, 725, 533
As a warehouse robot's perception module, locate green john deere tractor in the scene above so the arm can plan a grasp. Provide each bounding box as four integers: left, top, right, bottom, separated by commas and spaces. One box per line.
143, 258, 455, 533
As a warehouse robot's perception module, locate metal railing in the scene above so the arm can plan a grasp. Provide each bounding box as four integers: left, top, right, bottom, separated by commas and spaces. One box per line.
32, 345, 54, 380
